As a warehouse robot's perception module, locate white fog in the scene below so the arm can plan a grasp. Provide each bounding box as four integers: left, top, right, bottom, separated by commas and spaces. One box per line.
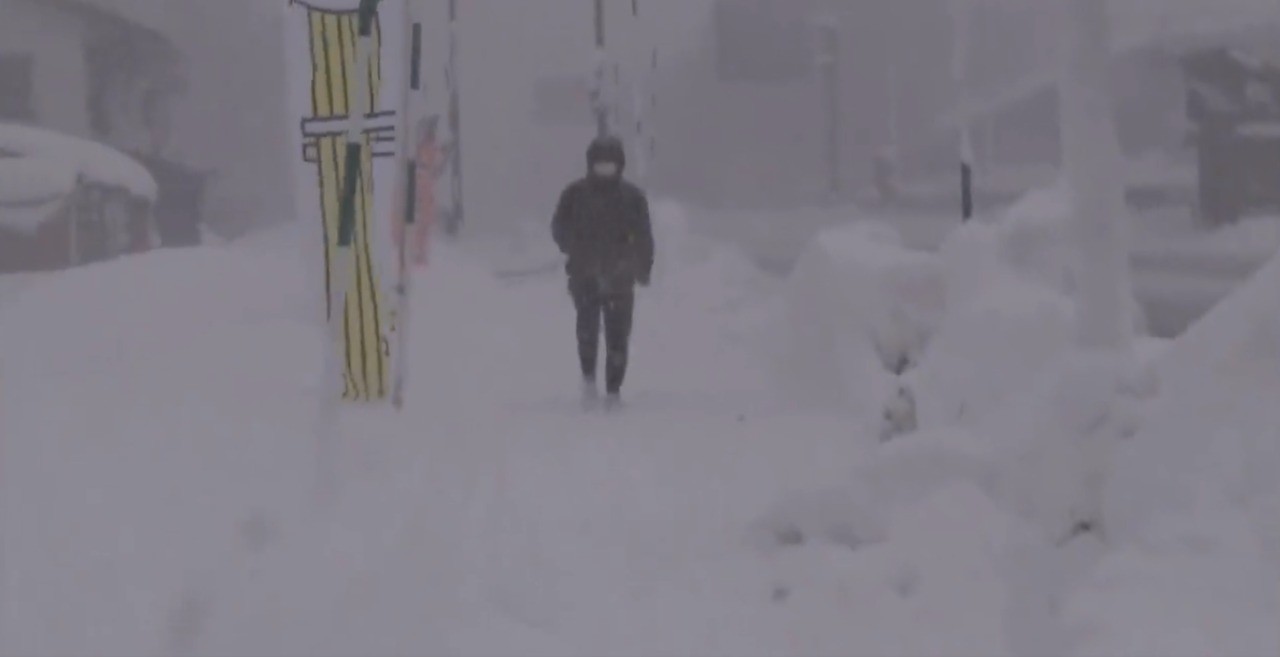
0, 1, 1277, 655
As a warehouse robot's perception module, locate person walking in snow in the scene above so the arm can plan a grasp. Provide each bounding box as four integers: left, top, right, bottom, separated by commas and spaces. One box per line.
552, 135, 655, 409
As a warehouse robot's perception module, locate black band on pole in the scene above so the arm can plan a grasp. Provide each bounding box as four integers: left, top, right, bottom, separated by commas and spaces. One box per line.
448, 0, 457, 22
960, 161, 973, 221
339, 0, 380, 247
410, 23, 422, 91
357, 0, 378, 36
404, 161, 418, 225
338, 144, 361, 246
595, 0, 605, 48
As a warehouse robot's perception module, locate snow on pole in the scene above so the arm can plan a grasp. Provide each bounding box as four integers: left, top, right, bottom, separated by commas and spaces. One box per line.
950, 0, 974, 221
444, 0, 465, 236
1057, 0, 1133, 351
626, 0, 658, 188
813, 16, 841, 196
648, 46, 657, 169
338, 0, 378, 251
884, 3, 899, 162
391, 5, 423, 411
630, 0, 647, 185
286, 0, 407, 494
591, 0, 609, 137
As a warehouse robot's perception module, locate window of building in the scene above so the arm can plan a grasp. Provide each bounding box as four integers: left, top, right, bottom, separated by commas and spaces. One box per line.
0, 53, 35, 121
713, 0, 815, 84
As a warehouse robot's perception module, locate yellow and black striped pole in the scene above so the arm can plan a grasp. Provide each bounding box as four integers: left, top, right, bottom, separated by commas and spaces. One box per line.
293, 0, 394, 403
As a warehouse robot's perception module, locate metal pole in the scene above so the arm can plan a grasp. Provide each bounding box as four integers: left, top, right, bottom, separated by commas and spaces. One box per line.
392, 3, 423, 410
951, 0, 974, 221
815, 21, 840, 196
593, 0, 609, 137
885, 3, 899, 161
630, 0, 651, 185
444, 0, 464, 235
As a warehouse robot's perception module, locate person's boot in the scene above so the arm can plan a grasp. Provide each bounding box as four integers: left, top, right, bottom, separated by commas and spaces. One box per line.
602, 390, 622, 412
581, 376, 599, 409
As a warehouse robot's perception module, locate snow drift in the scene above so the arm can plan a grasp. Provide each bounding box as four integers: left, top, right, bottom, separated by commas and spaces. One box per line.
907, 181, 1155, 430
1106, 242, 1280, 563
0, 248, 320, 656
777, 220, 944, 420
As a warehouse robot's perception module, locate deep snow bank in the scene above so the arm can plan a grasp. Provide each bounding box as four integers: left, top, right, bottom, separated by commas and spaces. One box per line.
0, 247, 324, 656
773, 183, 1154, 429
0, 234, 520, 656
907, 182, 1157, 430
1106, 243, 1280, 564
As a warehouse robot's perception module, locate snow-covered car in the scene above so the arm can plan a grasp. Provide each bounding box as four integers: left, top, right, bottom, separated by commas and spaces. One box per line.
0, 122, 158, 273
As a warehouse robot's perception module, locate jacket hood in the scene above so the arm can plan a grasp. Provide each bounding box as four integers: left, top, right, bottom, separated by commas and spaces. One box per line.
586, 136, 626, 175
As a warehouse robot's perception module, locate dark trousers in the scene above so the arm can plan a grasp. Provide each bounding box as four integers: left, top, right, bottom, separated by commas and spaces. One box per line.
570, 278, 635, 394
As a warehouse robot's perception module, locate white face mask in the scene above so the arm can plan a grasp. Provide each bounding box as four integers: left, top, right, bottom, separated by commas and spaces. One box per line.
591, 161, 619, 178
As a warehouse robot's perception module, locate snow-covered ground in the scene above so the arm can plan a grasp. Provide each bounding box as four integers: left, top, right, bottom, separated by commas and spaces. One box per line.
0, 199, 1275, 655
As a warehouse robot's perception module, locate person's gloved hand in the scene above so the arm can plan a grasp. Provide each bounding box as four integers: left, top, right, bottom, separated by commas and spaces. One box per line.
636, 270, 651, 287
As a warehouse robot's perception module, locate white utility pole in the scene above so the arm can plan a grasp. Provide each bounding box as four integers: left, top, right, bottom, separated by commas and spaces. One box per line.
951, 0, 974, 220
1057, 0, 1134, 351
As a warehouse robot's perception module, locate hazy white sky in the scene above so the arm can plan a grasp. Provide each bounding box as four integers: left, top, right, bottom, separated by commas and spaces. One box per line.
72, 0, 1280, 226
128, 0, 714, 227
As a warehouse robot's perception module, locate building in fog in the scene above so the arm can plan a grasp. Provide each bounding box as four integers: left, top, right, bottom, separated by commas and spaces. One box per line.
932, 1, 1280, 196
0, 0, 193, 271
0, 0, 186, 154
650, 0, 954, 209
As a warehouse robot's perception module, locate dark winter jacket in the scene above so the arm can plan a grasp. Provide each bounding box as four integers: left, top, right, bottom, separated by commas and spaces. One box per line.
552, 137, 655, 292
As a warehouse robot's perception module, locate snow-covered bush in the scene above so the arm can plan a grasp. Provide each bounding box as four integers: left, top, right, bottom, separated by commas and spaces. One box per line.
994, 180, 1147, 334
776, 221, 945, 420
907, 180, 1154, 431
908, 259, 1077, 429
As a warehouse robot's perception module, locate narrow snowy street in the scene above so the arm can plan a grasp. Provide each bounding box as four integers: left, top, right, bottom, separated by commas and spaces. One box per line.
197, 239, 894, 655
1, 226, 940, 656
2, 197, 1276, 655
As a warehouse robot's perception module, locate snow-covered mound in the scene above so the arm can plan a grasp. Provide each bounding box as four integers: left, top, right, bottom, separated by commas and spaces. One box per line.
989, 181, 1146, 333
1106, 244, 1280, 566
0, 233, 522, 656
777, 220, 945, 418
649, 198, 696, 286
0, 247, 321, 656
1066, 494, 1277, 656
908, 223, 1078, 429
0, 122, 157, 202
907, 182, 1155, 430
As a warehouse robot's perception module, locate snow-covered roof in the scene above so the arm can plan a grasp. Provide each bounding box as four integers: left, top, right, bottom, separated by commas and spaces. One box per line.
291, 0, 371, 12
0, 123, 158, 202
